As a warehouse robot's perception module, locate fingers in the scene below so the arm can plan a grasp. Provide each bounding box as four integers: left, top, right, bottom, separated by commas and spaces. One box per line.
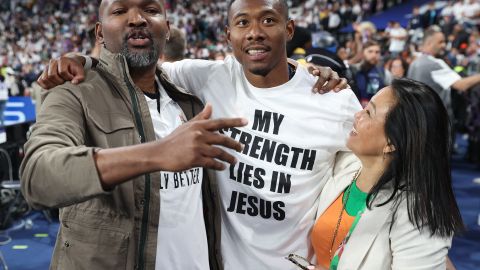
191, 104, 213, 121
205, 133, 243, 152
320, 71, 341, 93
311, 67, 330, 93
69, 63, 86, 85
202, 145, 237, 166
57, 58, 74, 81
36, 57, 85, 89
201, 117, 248, 131
311, 66, 348, 94
37, 66, 50, 89
47, 60, 67, 86
60, 56, 86, 84
201, 156, 228, 171
335, 78, 349, 92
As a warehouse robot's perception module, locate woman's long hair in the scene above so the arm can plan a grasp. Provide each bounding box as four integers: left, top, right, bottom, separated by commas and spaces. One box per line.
367, 78, 464, 237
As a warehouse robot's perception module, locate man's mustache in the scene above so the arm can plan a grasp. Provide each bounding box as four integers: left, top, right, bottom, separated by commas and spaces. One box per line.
124, 29, 153, 41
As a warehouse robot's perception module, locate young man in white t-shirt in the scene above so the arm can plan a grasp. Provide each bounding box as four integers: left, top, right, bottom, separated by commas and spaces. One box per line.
161, 1, 360, 268
37, 0, 359, 269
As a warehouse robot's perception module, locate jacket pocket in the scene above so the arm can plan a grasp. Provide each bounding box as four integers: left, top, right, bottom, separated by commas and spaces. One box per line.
84, 106, 136, 147
86, 107, 135, 134
57, 220, 130, 270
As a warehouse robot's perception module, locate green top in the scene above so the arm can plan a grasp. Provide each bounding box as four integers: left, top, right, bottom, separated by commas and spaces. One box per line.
343, 180, 369, 216
331, 180, 369, 270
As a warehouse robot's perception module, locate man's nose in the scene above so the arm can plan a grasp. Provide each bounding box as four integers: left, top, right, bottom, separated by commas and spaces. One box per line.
128, 9, 147, 27
246, 22, 265, 41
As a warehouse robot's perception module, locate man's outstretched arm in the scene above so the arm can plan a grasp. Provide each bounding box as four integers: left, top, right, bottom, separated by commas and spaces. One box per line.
94, 104, 247, 190
20, 88, 246, 209
37, 54, 349, 93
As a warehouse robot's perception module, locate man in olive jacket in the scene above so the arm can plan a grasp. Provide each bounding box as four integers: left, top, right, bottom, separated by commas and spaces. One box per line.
19, 0, 246, 269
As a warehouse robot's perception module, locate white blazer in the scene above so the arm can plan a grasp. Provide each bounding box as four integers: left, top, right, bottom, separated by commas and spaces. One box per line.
315, 152, 452, 270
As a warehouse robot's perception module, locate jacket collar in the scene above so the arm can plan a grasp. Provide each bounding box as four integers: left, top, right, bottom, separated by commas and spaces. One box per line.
337, 188, 395, 269
96, 48, 201, 106
97, 47, 131, 86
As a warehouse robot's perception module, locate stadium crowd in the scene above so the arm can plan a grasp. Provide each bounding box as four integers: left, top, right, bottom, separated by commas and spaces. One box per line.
0, 0, 410, 94
0, 0, 480, 165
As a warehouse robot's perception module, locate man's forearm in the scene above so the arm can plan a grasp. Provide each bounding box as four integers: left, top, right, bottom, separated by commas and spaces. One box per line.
94, 141, 167, 190
452, 74, 480, 92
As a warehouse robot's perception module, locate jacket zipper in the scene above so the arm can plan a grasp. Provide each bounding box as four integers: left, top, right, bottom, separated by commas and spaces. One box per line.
122, 64, 150, 270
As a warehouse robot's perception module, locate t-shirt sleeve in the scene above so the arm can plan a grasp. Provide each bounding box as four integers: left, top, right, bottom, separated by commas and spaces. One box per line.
339, 89, 362, 151
430, 60, 461, 90
161, 59, 216, 96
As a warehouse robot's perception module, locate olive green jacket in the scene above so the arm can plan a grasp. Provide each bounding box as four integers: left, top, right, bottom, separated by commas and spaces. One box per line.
20, 49, 223, 270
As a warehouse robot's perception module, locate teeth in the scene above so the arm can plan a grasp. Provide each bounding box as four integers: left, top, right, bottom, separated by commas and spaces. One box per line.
352, 127, 358, 134
247, 49, 266, 55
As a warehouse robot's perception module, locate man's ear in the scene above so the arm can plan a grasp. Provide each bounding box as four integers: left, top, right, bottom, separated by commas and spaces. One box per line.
286, 19, 295, 42
95, 22, 104, 46
166, 20, 171, 41
225, 25, 231, 44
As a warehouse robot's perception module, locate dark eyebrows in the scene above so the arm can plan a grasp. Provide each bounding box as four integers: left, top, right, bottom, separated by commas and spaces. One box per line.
232, 9, 281, 20
107, 0, 164, 10
231, 12, 248, 20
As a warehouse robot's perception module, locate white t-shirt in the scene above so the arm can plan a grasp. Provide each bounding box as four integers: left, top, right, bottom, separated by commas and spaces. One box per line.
145, 81, 209, 270
0, 80, 8, 101
429, 56, 462, 91
163, 56, 361, 269
388, 27, 407, 53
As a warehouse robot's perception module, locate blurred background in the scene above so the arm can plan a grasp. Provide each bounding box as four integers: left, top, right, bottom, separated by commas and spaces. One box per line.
0, 0, 479, 269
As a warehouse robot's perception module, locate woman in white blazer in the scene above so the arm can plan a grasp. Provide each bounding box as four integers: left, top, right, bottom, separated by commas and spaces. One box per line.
308, 79, 463, 270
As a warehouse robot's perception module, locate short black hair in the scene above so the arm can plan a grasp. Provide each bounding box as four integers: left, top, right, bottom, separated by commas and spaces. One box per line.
227, 0, 289, 23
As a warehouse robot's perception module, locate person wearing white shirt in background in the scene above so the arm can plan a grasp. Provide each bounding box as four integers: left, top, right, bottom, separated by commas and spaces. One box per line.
0, 74, 7, 126
387, 21, 407, 57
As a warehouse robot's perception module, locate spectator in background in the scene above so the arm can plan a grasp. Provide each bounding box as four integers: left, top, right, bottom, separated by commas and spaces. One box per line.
449, 24, 470, 54
351, 40, 392, 107
161, 26, 186, 62
422, 1, 439, 28
385, 57, 408, 79
408, 6, 422, 31
408, 25, 480, 124
387, 21, 407, 57
327, 3, 341, 36
462, 0, 480, 28
0, 74, 7, 126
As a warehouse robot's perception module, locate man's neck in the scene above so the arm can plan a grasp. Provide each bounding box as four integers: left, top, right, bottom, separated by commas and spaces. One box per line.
129, 65, 157, 94
244, 61, 290, 89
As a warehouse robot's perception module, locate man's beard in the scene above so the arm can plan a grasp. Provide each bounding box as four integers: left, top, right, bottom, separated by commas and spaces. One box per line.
120, 38, 160, 68
435, 49, 446, 58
